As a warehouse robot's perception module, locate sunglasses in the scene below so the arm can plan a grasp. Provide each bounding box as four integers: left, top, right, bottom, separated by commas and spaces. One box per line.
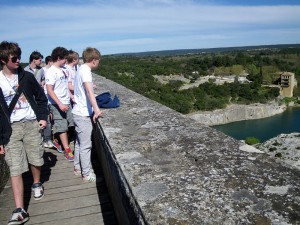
10, 56, 21, 63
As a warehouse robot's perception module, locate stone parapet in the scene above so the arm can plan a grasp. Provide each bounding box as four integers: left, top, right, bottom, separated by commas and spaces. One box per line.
93, 74, 300, 225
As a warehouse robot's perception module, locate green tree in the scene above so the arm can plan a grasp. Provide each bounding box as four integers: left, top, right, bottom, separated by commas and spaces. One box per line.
230, 65, 244, 75
235, 52, 247, 66
262, 65, 280, 84
245, 64, 259, 76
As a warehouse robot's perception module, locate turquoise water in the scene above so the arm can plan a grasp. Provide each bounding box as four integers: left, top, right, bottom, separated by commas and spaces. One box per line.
212, 107, 300, 142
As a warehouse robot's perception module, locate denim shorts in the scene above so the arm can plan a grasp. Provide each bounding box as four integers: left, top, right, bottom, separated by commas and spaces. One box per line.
5, 120, 44, 176
49, 104, 74, 134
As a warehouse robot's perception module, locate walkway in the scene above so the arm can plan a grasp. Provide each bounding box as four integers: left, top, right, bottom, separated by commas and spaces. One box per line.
0, 147, 118, 225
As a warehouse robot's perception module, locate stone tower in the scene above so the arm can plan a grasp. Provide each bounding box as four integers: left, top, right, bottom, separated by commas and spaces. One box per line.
280, 72, 296, 97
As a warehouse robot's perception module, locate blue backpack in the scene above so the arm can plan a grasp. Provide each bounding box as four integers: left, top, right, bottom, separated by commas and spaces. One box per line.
95, 92, 120, 108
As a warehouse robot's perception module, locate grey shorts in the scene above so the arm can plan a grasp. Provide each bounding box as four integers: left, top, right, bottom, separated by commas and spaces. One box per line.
5, 120, 44, 177
49, 104, 74, 134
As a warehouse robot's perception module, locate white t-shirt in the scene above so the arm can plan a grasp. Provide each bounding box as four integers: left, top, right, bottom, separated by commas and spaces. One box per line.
0, 71, 36, 123
45, 65, 70, 104
72, 64, 94, 116
65, 64, 76, 85
41, 67, 51, 105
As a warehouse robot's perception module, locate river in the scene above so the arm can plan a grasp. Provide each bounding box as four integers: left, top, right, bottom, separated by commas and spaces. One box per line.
212, 107, 300, 142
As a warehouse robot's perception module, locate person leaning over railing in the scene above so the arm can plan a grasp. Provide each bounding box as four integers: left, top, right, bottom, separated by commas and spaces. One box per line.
72, 47, 103, 182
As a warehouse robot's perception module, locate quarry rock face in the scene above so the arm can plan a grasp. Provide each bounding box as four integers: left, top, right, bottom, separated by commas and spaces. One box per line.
188, 103, 286, 126
94, 75, 300, 225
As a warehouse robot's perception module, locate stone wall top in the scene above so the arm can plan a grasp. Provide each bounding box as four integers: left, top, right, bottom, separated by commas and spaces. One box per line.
93, 74, 300, 225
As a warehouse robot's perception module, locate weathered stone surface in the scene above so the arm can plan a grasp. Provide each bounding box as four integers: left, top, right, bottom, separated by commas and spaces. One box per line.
188, 103, 286, 126
257, 132, 300, 171
93, 75, 300, 225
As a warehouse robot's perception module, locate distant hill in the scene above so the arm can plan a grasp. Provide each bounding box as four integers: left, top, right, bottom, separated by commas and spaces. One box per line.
114, 44, 300, 57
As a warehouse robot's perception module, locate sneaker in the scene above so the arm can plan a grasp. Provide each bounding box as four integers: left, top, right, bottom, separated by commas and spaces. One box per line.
82, 170, 96, 183
31, 182, 44, 200
46, 140, 54, 148
53, 139, 63, 153
8, 208, 29, 225
43, 140, 54, 148
64, 147, 74, 162
74, 168, 82, 176
42, 141, 48, 148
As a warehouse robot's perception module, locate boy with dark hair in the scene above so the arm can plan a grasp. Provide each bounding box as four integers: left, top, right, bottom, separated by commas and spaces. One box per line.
24, 50, 43, 78
45, 47, 74, 161
36, 55, 53, 87
0, 41, 48, 225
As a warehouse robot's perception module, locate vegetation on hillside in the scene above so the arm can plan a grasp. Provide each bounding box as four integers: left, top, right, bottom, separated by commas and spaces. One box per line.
245, 137, 260, 145
97, 45, 300, 114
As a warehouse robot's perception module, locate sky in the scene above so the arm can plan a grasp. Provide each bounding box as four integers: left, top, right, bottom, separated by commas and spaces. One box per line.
1, 0, 300, 62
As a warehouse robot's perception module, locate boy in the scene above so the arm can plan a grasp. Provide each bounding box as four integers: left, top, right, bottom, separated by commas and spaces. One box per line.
0, 41, 48, 225
65, 50, 79, 104
36, 56, 55, 148
72, 47, 102, 182
36, 55, 53, 87
45, 47, 74, 161
24, 51, 43, 80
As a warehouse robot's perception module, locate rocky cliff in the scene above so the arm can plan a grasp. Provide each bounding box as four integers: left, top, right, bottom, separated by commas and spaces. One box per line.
188, 102, 286, 126
256, 132, 300, 171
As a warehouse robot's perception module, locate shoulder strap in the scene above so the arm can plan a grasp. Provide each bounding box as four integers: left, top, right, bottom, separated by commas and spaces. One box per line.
8, 87, 23, 116
8, 68, 24, 116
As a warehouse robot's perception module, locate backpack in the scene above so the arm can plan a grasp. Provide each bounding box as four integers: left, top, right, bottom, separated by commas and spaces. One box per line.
95, 92, 120, 108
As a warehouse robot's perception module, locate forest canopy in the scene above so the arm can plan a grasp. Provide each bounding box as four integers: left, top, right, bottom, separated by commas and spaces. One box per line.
96, 45, 300, 114
14, 45, 299, 114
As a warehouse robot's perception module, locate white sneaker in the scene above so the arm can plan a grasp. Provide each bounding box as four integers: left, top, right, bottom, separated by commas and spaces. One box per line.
43, 141, 49, 148
74, 168, 82, 176
46, 140, 54, 148
31, 182, 44, 200
43, 140, 54, 148
8, 208, 29, 225
82, 170, 96, 183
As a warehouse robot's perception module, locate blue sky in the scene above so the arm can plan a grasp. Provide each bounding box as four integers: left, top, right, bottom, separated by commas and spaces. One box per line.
1, 0, 300, 62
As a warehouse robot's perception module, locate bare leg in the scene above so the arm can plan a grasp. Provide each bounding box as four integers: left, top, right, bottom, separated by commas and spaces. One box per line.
10, 175, 24, 209
30, 165, 41, 184
59, 132, 70, 150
